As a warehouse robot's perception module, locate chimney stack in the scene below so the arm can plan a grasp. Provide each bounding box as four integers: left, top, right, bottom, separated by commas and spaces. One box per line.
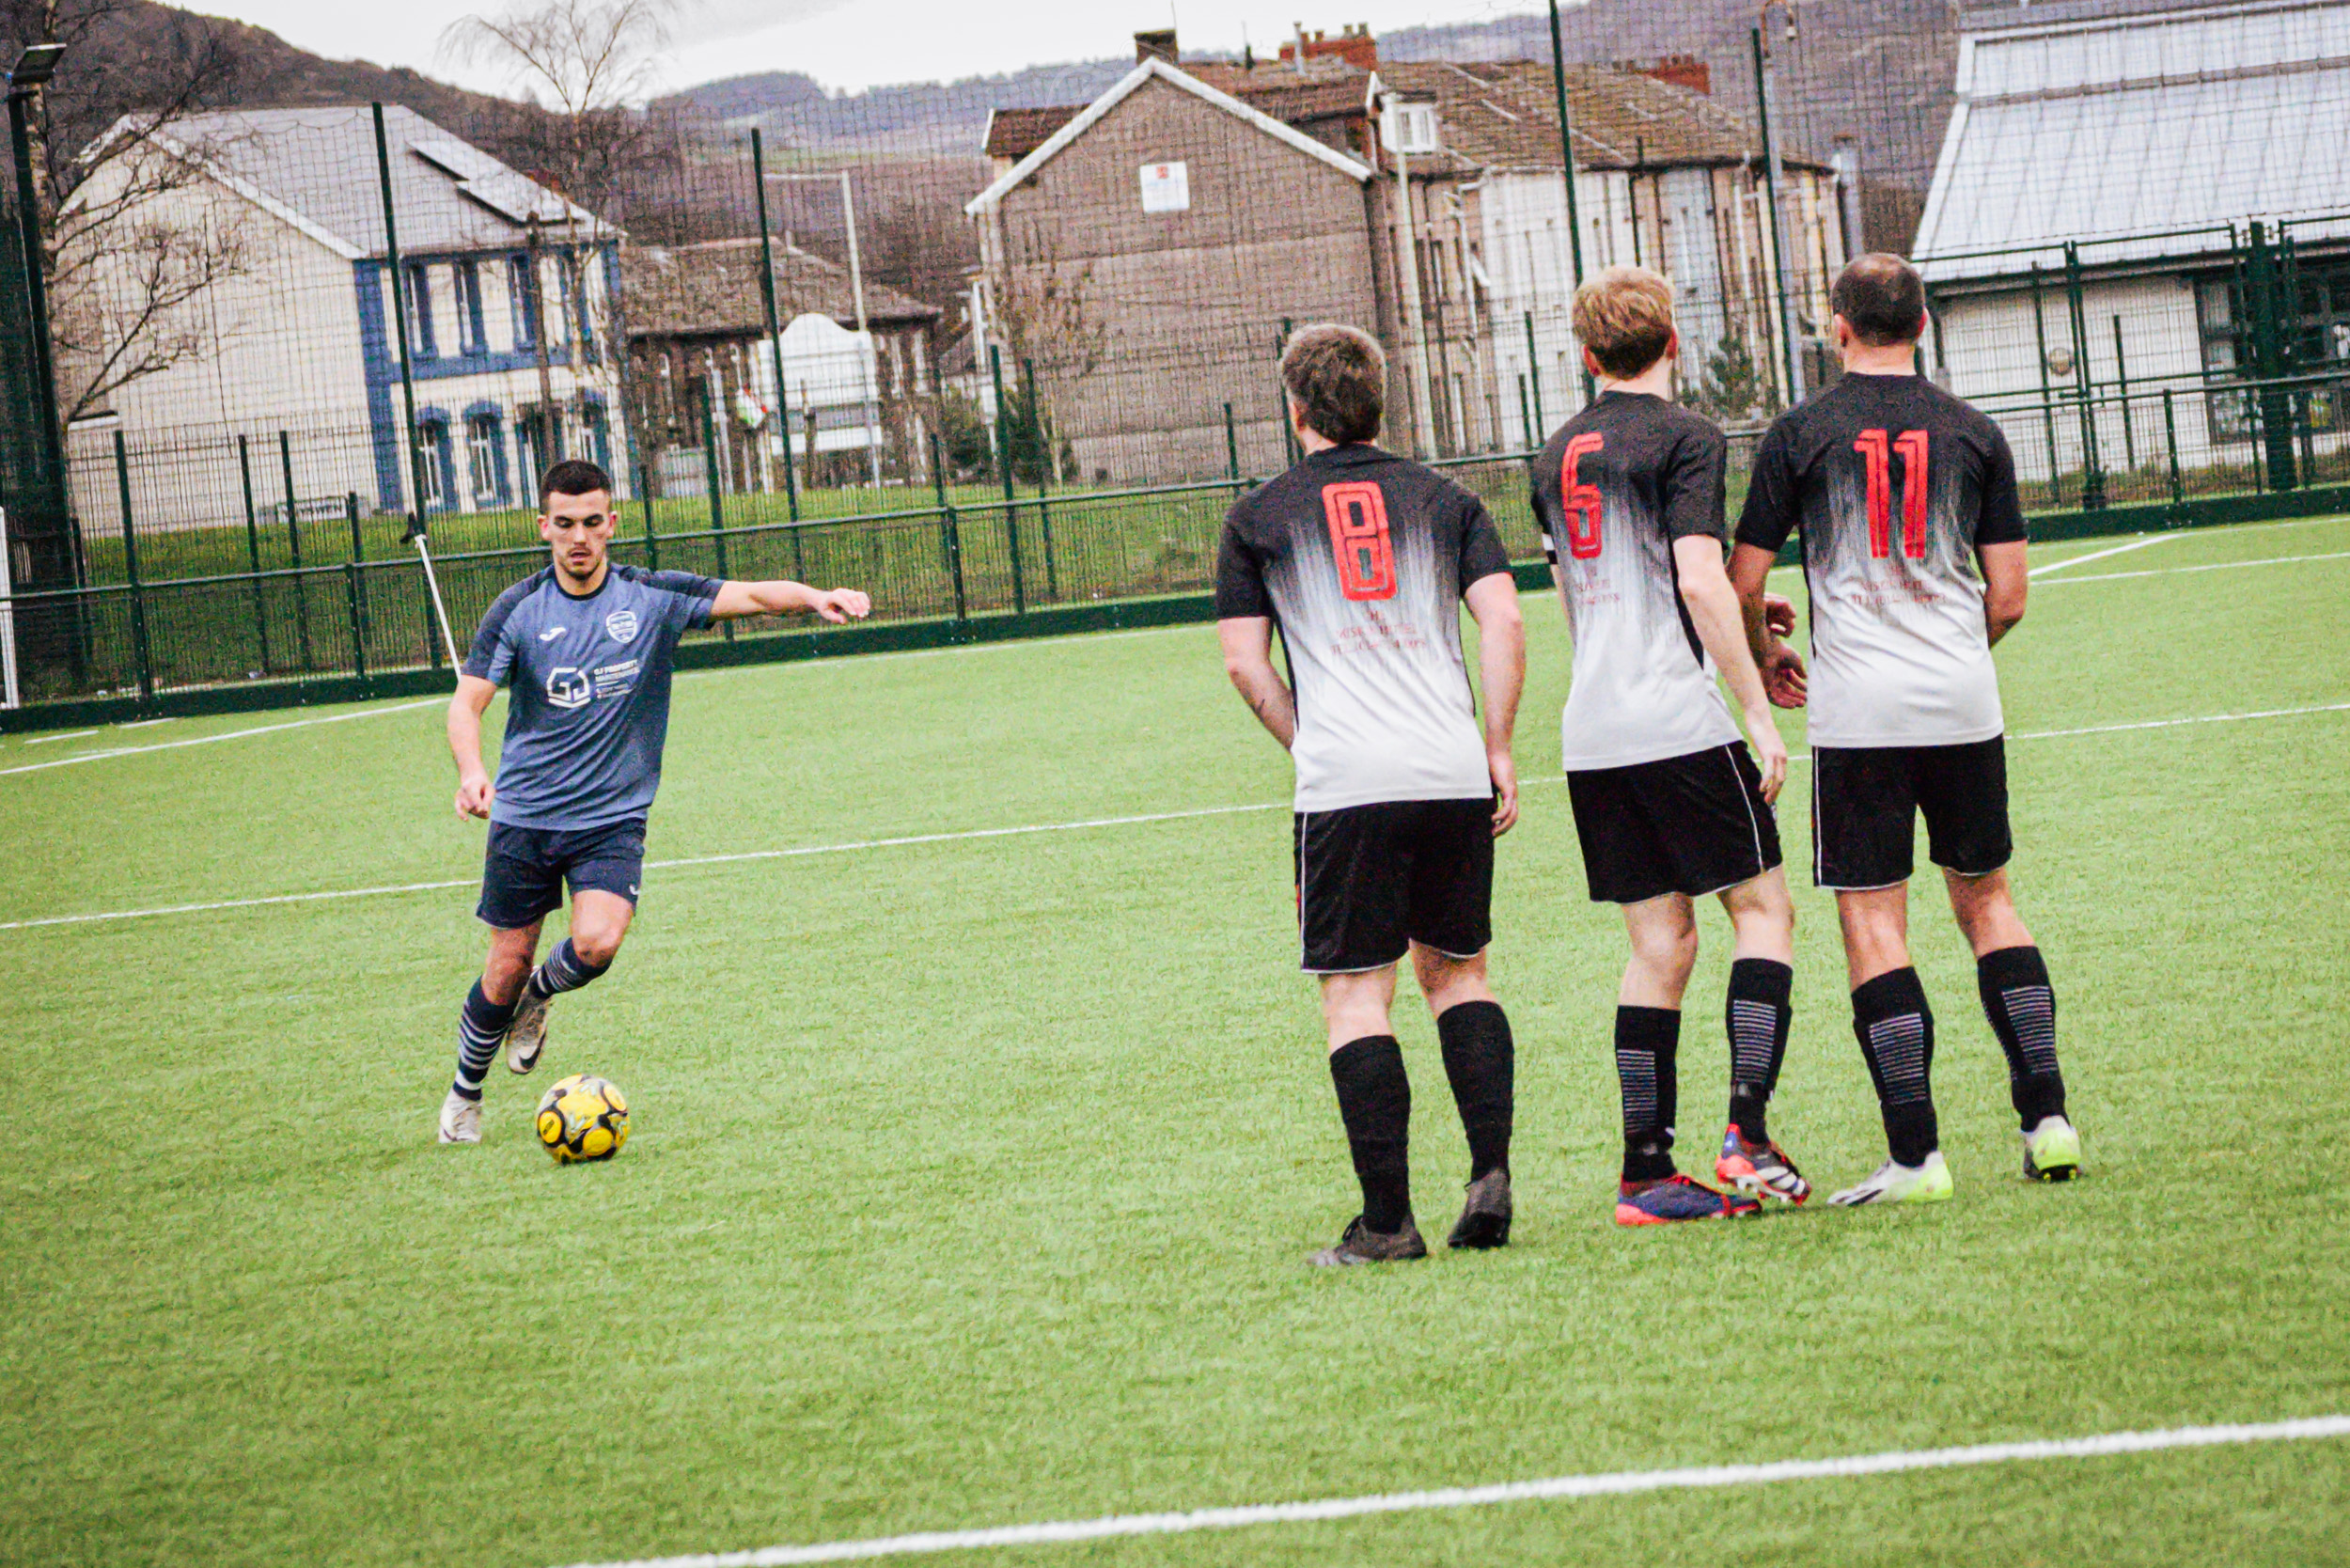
1135, 28, 1178, 66
1277, 22, 1378, 72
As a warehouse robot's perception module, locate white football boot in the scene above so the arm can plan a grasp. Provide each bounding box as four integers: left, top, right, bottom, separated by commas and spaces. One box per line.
1828, 1151, 1954, 1206
437, 1088, 482, 1144
506, 989, 551, 1075
2021, 1116, 2082, 1182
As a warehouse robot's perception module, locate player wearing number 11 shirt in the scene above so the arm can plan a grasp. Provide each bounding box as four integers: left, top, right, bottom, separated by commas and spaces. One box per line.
1731, 254, 2082, 1205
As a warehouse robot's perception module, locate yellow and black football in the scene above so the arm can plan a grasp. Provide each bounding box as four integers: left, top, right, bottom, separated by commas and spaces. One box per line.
535, 1073, 629, 1164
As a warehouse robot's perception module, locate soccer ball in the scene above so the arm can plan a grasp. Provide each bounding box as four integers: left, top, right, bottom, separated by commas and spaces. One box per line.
535, 1074, 629, 1163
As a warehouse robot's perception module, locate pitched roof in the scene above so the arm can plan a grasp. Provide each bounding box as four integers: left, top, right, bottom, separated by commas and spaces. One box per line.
965, 56, 1373, 214
983, 106, 1082, 161
621, 238, 941, 338
1377, 59, 1800, 172
106, 105, 612, 259
1916, 0, 2350, 281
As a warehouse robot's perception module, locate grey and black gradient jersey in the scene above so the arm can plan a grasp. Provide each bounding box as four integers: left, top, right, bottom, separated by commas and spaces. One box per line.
462, 562, 721, 830
1735, 374, 2028, 748
1531, 391, 1742, 772
1215, 443, 1513, 811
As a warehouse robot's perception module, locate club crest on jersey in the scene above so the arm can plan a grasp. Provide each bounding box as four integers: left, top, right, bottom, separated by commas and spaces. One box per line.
545, 666, 593, 709
604, 609, 640, 644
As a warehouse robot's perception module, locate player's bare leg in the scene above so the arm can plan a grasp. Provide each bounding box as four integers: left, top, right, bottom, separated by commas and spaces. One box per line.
440, 918, 542, 1143
1714, 869, 1809, 1203
507, 891, 633, 1075
1830, 886, 1953, 1204
1946, 869, 2079, 1180
1311, 964, 1428, 1265
1413, 943, 1515, 1249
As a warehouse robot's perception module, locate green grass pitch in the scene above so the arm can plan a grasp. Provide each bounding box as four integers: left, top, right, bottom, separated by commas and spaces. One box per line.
3, 517, 2347, 1567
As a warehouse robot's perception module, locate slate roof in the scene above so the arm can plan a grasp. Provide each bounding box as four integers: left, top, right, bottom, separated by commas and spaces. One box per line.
621, 238, 941, 338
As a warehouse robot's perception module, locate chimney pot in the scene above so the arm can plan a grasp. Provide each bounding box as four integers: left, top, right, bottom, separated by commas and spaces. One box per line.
1134, 27, 1178, 65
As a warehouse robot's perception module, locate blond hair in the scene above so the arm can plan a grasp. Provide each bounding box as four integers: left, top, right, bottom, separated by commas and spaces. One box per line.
1571, 266, 1676, 380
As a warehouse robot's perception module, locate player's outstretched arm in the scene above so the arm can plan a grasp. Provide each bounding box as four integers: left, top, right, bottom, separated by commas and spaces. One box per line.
1980, 541, 2028, 645
1683, 540, 1788, 804
1463, 572, 1525, 835
1729, 542, 1806, 708
1218, 616, 1297, 750
448, 674, 499, 821
709, 580, 873, 624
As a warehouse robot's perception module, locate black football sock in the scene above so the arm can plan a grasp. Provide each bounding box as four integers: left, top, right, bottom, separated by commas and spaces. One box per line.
1852, 967, 1938, 1168
525, 937, 610, 1001
1726, 958, 1794, 1145
1978, 945, 2068, 1130
1328, 1036, 1413, 1232
452, 980, 519, 1102
1615, 1006, 1681, 1184
1436, 999, 1514, 1183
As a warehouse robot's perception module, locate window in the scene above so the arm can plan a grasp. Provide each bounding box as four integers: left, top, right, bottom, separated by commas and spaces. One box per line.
455, 261, 487, 356
581, 400, 611, 470
2196, 259, 2350, 441
509, 254, 541, 351
1382, 101, 1438, 155
403, 263, 437, 360
466, 412, 509, 508
415, 418, 451, 510
515, 404, 558, 487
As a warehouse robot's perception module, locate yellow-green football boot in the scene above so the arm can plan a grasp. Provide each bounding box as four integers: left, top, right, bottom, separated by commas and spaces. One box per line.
1827, 1151, 1954, 1206
2021, 1115, 2082, 1182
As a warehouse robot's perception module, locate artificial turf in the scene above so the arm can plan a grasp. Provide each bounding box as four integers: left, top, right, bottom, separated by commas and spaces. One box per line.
1, 516, 2345, 1567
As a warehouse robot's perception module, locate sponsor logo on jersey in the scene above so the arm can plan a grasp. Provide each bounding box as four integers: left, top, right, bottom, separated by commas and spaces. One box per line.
591, 658, 641, 698
604, 609, 639, 644
539, 625, 567, 642
545, 666, 593, 709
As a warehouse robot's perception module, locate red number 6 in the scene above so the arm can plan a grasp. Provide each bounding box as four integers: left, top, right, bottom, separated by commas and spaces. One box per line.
1562, 432, 1606, 559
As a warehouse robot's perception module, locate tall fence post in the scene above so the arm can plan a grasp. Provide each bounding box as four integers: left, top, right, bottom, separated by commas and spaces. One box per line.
1524, 311, 1547, 436
110, 432, 154, 700
930, 432, 967, 622
1277, 319, 1301, 467
637, 461, 660, 570
2063, 242, 2104, 510
697, 383, 734, 641
371, 104, 428, 528
278, 431, 313, 672
2162, 386, 2183, 509
2110, 316, 2136, 474
236, 433, 273, 674
2246, 221, 2298, 492
988, 343, 1026, 614
1517, 374, 1534, 450
343, 492, 368, 681
749, 126, 801, 535
1024, 355, 1057, 603
2027, 262, 2063, 507
1223, 401, 1242, 495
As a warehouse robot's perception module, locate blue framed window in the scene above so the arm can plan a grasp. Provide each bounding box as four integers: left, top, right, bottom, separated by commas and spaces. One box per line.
415, 416, 454, 511
515, 404, 557, 491
465, 408, 510, 509
581, 397, 611, 471
455, 261, 488, 356
509, 254, 540, 352
404, 262, 437, 360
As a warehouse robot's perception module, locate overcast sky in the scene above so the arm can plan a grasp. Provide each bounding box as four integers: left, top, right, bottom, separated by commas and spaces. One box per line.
189, 0, 1552, 98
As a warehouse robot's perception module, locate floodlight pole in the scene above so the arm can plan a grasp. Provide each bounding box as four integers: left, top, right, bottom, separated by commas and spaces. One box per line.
1750, 21, 1806, 405
8, 52, 70, 547
749, 129, 801, 522
1545, 0, 1593, 406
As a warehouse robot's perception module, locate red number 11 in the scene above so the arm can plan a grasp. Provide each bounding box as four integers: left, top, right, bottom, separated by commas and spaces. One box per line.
1854, 428, 1930, 559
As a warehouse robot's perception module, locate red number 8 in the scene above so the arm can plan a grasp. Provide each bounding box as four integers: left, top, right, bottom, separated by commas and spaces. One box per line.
1321, 481, 1397, 601
1562, 432, 1605, 559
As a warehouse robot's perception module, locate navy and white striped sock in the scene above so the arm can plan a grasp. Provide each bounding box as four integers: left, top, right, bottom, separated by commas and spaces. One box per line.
1725, 958, 1794, 1144
1852, 967, 1937, 1167
1978, 945, 2067, 1130
525, 938, 610, 1002
1615, 1006, 1680, 1183
452, 980, 519, 1102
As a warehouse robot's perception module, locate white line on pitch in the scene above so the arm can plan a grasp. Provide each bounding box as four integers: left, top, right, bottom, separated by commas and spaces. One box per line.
2, 699, 2343, 934
18, 728, 99, 745
2032, 549, 2350, 586
554, 1414, 2350, 1568
0, 697, 443, 776
2028, 532, 2177, 576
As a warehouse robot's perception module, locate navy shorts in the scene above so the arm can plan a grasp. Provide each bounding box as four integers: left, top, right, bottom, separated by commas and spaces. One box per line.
478, 816, 647, 930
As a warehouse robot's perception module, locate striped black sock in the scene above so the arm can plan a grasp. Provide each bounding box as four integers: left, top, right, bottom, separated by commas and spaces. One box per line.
525, 937, 610, 1002
1615, 1006, 1680, 1183
1978, 945, 2067, 1130
1725, 958, 1794, 1144
451, 980, 519, 1102
1437, 999, 1514, 1183
1852, 967, 1937, 1168
1328, 1036, 1413, 1232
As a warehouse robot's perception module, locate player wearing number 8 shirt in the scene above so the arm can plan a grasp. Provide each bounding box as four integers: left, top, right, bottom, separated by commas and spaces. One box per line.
1731, 254, 2083, 1205
1217, 323, 1528, 1268
1534, 267, 1808, 1226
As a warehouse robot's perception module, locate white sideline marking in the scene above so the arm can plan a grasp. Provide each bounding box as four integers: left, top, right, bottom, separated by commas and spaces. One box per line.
0, 697, 441, 776
556, 1415, 2350, 1567
2028, 532, 2175, 575
19, 728, 98, 745
1, 700, 2342, 935
2031, 549, 2350, 587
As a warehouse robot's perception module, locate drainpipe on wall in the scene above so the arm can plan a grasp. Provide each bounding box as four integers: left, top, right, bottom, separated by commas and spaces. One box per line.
1389, 117, 1438, 459
1830, 135, 1865, 259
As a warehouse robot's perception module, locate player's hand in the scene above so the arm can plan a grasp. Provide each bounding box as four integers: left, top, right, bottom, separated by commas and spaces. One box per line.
1763, 593, 1797, 637
813, 588, 871, 624
1745, 713, 1789, 806
1487, 748, 1519, 837
455, 771, 494, 821
1762, 642, 1808, 709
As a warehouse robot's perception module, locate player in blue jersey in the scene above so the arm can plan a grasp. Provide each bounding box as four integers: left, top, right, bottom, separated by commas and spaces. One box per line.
435, 459, 870, 1144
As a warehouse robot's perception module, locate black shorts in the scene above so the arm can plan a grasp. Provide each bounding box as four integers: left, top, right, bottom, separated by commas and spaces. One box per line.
1567, 743, 1782, 905
1811, 737, 2011, 890
1294, 797, 1495, 973
478, 816, 648, 929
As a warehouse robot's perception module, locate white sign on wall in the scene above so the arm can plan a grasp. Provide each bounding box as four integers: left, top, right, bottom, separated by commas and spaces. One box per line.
1138, 162, 1190, 212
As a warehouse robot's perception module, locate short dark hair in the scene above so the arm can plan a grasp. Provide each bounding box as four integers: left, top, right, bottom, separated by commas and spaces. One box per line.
1831, 254, 1927, 347
539, 458, 613, 510
1280, 323, 1385, 446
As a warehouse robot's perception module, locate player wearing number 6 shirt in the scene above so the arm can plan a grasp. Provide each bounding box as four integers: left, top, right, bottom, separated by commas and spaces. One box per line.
1217, 323, 1528, 1267
1534, 267, 1807, 1226
1731, 254, 2082, 1205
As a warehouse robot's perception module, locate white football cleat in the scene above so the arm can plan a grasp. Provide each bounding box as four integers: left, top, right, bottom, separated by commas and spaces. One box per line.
437, 1088, 482, 1144
2021, 1115, 2082, 1182
506, 989, 551, 1075
1828, 1151, 1953, 1206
